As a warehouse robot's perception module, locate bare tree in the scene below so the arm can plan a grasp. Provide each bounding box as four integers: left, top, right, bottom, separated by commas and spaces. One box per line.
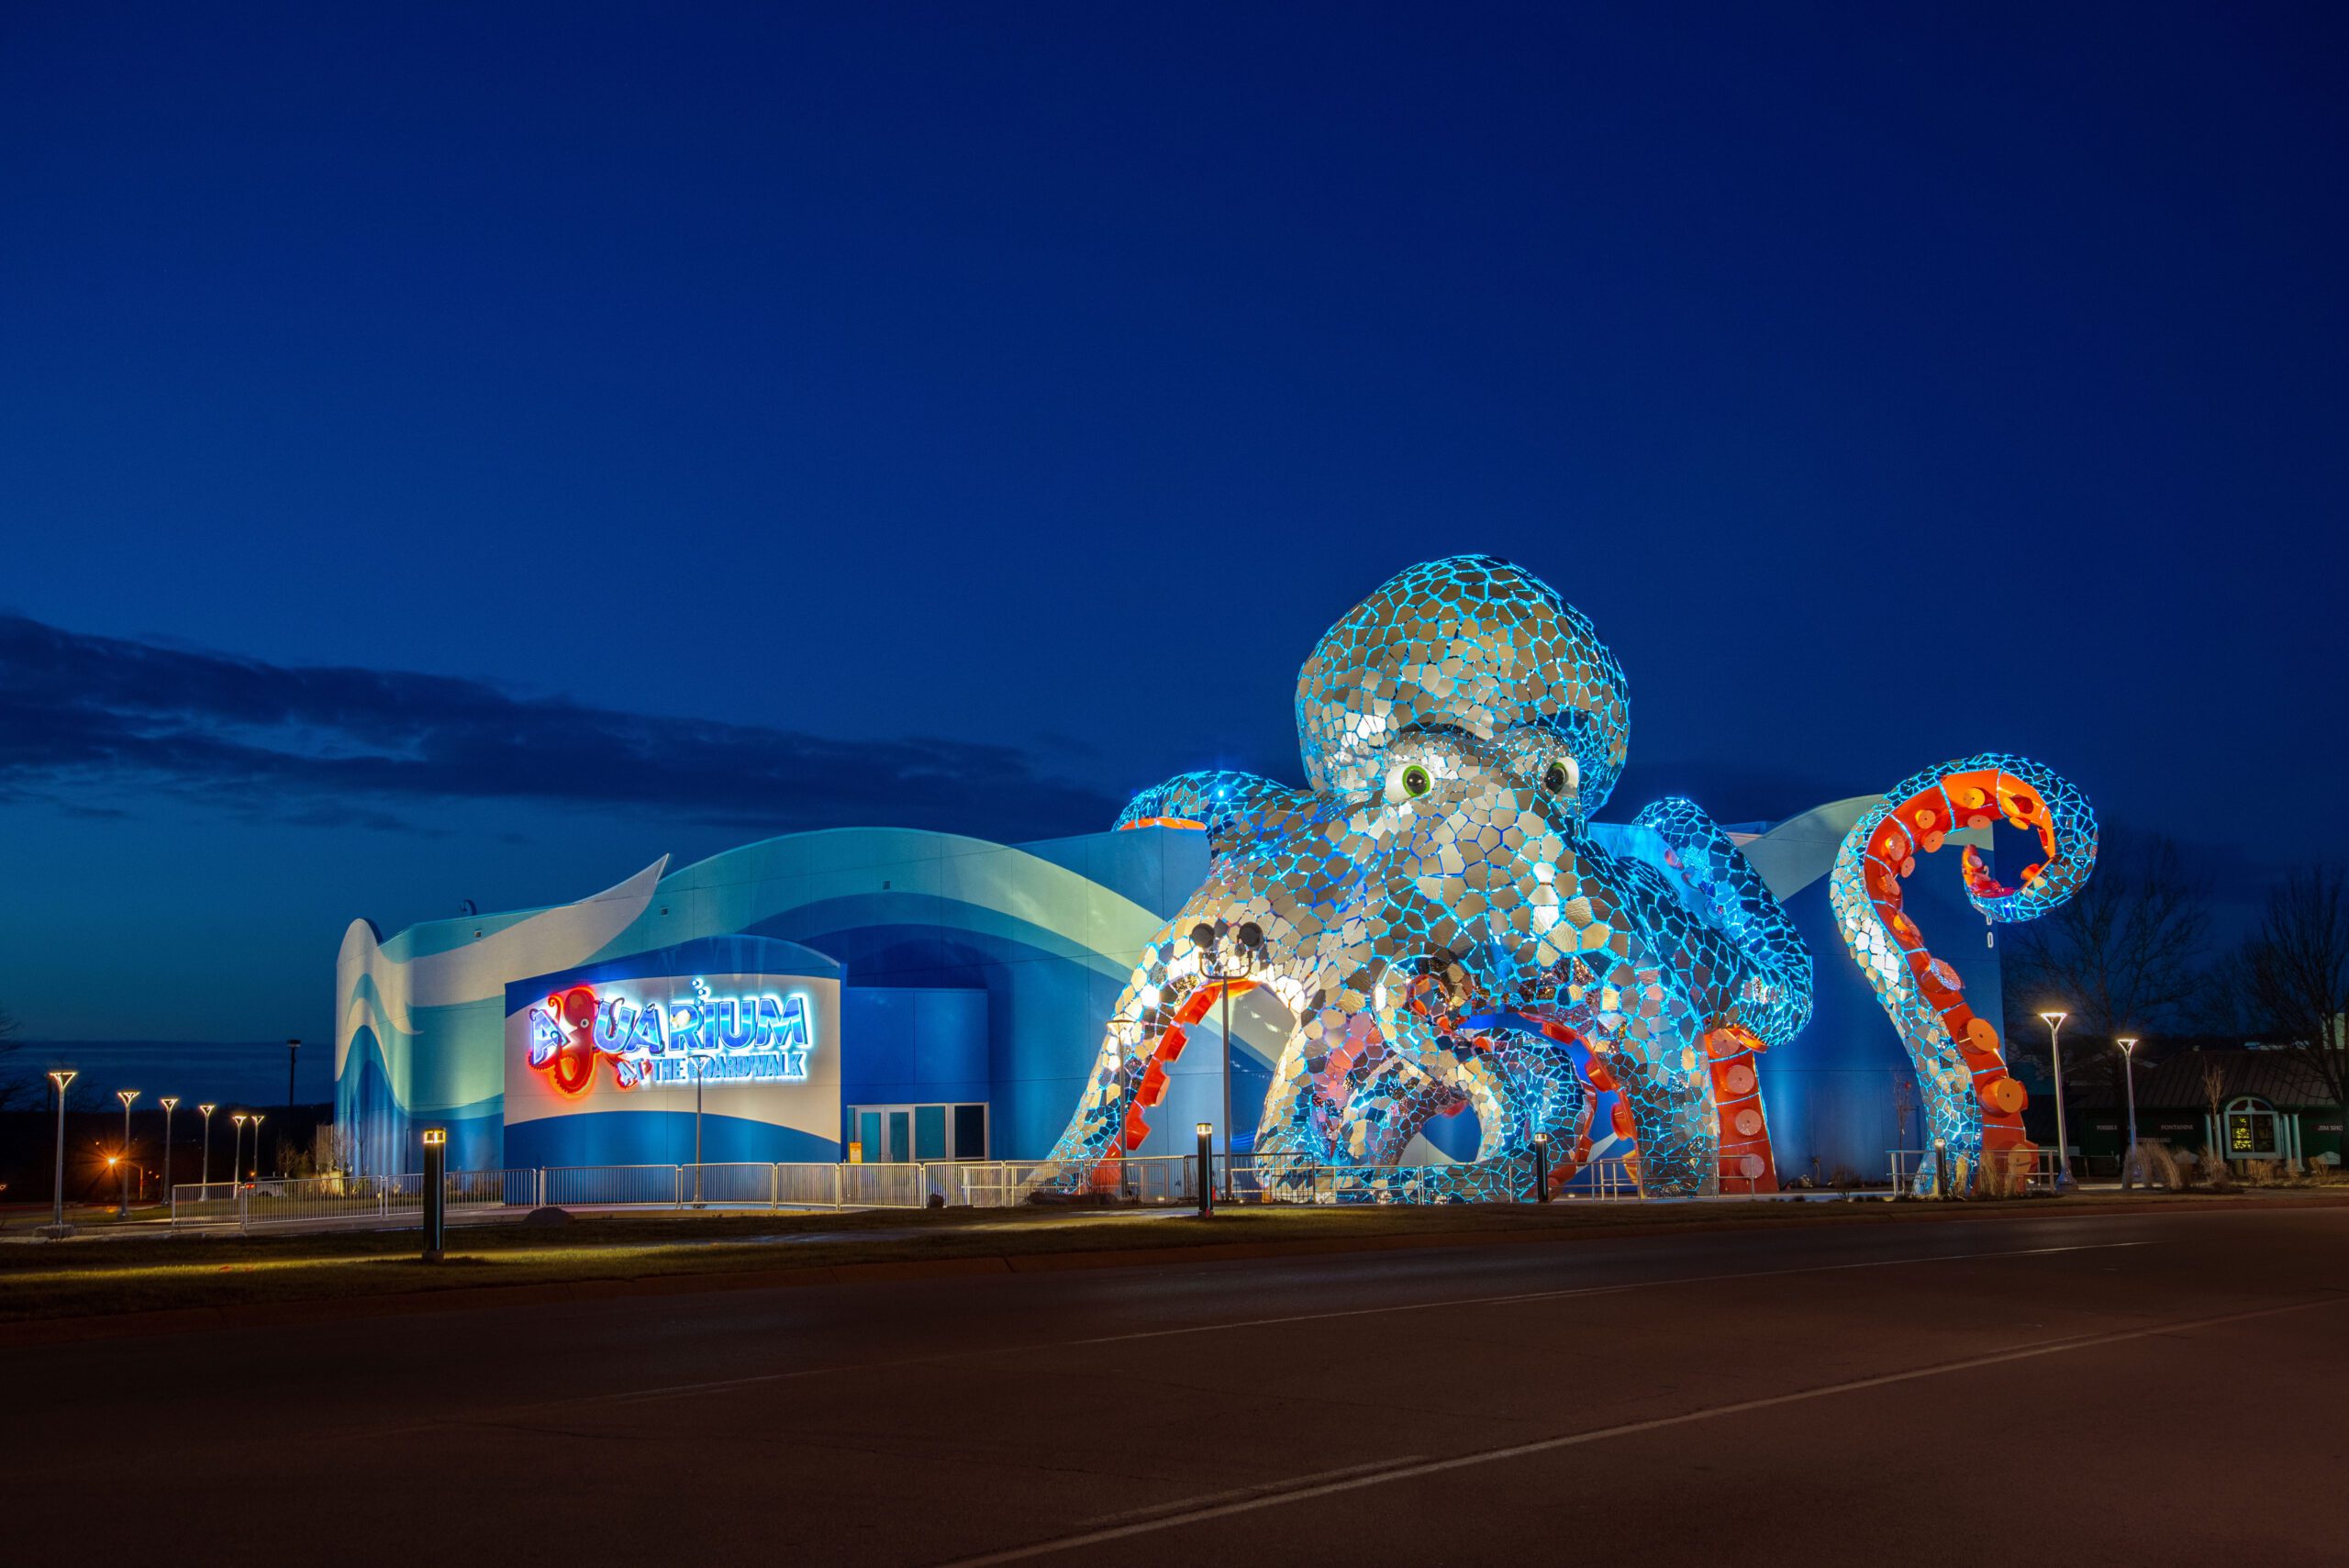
1889, 1066, 1920, 1153
312, 1122, 357, 1175
2200, 1057, 2232, 1184
0, 1003, 34, 1115
2002, 829, 2212, 1109
2237, 863, 2349, 1116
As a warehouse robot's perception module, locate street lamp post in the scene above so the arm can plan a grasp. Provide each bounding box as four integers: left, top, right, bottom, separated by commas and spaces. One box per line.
691, 1054, 706, 1208
1190, 921, 1264, 1201
45, 1070, 77, 1237
285, 1038, 301, 1110
2038, 1011, 2070, 1188
199, 1104, 217, 1188
230, 1113, 248, 1187
160, 1097, 180, 1211
250, 1112, 265, 1179
2118, 1037, 2142, 1185
116, 1089, 140, 1217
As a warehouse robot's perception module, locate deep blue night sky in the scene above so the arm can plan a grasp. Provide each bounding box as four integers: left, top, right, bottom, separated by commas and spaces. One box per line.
3, 4, 2343, 1045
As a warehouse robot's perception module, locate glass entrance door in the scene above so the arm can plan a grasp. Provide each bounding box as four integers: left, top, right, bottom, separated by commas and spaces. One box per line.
851, 1103, 987, 1162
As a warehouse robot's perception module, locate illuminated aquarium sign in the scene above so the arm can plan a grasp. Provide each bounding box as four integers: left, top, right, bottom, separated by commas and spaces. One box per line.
527, 976, 815, 1096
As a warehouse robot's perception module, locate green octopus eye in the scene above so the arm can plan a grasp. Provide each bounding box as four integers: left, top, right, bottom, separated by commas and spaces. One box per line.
1402, 764, 1431, 798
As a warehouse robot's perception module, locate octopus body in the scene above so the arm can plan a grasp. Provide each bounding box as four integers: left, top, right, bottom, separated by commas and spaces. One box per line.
1046, 555, 1812, 1196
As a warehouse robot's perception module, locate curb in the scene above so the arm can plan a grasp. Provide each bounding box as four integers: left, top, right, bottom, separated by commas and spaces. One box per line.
5, 1192, 2344, 1351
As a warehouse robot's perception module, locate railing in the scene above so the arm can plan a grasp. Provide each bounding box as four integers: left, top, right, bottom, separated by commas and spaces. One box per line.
676, 1162, 774, 1207
171, 1149, 1663, 1234
543, 1163, 680, 1208
1566, 1157, 1642, 1200
961, 1155, 1204, 1207
171, 1170, 521, 1232
837, 1162, 930, 1208
1888, 1146, 2066, 1196
774, 1162, 847, 1207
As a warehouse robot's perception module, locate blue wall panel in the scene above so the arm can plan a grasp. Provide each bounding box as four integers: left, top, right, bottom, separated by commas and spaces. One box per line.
841, 986, 991, 1109
506, 1109, 837, 1168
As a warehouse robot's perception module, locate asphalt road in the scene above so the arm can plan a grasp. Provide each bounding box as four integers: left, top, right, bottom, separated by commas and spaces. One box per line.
6, 1206, 2345, 1566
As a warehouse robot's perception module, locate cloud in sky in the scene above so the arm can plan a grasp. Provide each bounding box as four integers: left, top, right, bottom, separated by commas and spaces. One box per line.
0, 615, 1119, 841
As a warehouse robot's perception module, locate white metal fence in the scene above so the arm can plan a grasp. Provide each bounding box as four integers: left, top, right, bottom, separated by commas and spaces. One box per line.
173, 1149, 1662, 1233
1888, 1145, 2066, 1196
169, 1171, 520, 1232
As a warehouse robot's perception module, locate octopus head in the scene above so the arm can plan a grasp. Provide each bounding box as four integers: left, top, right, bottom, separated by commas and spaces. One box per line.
1295, 554, 1630, 816
1341, 723, 1587, 866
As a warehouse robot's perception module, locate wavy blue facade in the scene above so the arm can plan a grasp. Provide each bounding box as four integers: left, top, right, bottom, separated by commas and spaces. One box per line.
336, 806, 2010, 1181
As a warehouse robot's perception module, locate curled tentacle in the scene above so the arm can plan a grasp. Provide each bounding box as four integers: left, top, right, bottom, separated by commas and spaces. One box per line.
1114, 771, 1316, 861
1628, 797, 1813, 1047
1831, 753, 2098, 1194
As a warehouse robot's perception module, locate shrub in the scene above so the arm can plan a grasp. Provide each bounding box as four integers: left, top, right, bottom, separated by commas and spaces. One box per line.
2128, 1141, 2184, 1191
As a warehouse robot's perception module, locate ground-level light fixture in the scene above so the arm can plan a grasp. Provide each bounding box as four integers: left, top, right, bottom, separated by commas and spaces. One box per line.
1194, 1122, 1215, 1219
420, 1128, 448, 1262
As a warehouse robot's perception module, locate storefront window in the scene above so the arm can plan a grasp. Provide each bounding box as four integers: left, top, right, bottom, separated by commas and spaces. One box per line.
915, 1105, 948, 1161
2224, 1096, 2279, 1158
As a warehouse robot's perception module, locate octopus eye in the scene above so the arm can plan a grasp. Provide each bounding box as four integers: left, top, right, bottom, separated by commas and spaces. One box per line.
1542, 757, 1578, 795
1386, 762, 1435, 804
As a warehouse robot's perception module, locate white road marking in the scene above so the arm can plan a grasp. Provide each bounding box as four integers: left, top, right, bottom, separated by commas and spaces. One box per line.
1074, 1456, 1428, 1526
510, 1239, 2149, 1416
931, 1292, 2349, 1567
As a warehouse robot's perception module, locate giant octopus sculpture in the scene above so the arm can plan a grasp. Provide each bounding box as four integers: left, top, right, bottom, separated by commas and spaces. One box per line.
1046, 555, 2095, 1197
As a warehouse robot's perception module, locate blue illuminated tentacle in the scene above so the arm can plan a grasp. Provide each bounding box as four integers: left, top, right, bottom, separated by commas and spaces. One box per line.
1831, 753, 2098, 1194
1114, 770, 1317, 861
1627, 797, 1813, 1047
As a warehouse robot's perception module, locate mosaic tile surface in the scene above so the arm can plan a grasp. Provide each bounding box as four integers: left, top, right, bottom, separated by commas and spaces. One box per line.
1053, 555, 1818, 1196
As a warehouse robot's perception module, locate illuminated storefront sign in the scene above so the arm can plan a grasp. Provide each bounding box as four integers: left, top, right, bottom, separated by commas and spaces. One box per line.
526, 976, 814, 1096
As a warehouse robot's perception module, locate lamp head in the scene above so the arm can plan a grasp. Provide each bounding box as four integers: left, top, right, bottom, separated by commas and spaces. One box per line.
117, 1088, 139, 1107
1196, 1121, 1214, 1138
1189, 923, 1216, 953
48, 1069, 76, 1091
421, 1128, 447, 1148
161, 1096, 179, 1112
1236, 922, 1264, 951
2038, 1010, 2067, 1029
231, 1113, 247, 1126
2118, 1036, 2140, 1055
200, 1103, 216, 1117
1532, 1131, 1551, 1147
